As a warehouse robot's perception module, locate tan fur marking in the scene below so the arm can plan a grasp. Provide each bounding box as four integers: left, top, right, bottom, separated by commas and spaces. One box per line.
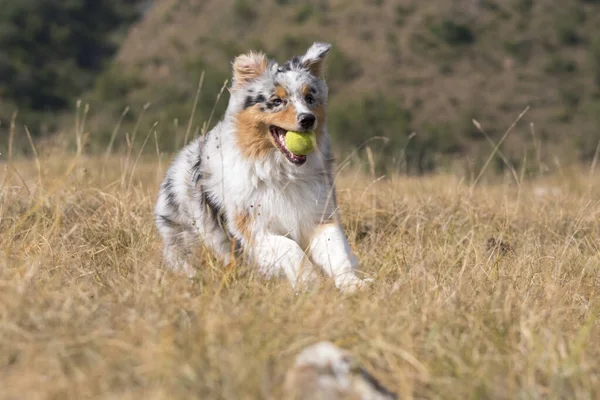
272, 103, 299, 128
274, 85, 288, 100
313, 220, 340, 239
235, 211, 252, 240
235, 109, 275, 159
233, 51, 268, 88
303, 221, 340, 249
235, 103, 300, 159
301, 85, 312, 97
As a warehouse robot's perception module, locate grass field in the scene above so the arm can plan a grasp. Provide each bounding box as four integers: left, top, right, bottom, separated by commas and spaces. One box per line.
1, 137, 600, 399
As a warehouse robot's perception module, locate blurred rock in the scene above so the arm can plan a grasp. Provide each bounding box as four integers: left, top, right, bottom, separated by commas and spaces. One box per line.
283, 341, 397, 400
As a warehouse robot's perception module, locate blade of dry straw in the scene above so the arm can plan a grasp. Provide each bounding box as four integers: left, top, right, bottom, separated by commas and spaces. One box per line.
104, 106, 130, 165
25, 126, 42, 187
121, 102, 150, 188
128, 122, 158, 189
472, 118, 521, 188
154, 130, 163, 185
184, 72, 205, 146
471, 106, 529, 188
588, 140, 600, 178
201, 79, 229, 136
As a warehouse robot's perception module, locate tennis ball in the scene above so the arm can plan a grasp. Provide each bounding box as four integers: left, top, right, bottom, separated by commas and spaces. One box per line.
285, 131, 316, 156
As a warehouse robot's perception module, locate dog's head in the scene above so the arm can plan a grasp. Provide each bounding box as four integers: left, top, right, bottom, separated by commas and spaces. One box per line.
228, 42, 331, 166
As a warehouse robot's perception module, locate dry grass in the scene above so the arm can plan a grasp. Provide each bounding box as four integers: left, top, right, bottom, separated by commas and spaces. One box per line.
1, 146, 600, 399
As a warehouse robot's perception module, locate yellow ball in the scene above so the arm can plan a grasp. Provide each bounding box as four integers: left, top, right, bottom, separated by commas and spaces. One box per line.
285, 131, 316, 156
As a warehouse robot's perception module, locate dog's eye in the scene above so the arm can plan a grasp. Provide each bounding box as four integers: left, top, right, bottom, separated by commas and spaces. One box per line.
272, 97, 283, 106
305, 94, 315, 105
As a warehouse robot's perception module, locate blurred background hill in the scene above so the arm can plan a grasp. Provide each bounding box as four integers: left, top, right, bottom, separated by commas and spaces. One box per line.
2, 0, 600, 174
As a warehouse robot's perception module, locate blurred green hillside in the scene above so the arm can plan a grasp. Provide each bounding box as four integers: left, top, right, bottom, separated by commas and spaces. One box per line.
3, 0, 600, 174
0, 0, 143, 135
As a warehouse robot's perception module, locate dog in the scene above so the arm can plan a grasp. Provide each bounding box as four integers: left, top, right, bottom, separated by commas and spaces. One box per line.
154, 42, 370, 292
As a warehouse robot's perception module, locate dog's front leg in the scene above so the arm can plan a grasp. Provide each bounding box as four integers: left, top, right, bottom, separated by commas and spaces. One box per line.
308, 223, 370, 292
248, 234, 317, 290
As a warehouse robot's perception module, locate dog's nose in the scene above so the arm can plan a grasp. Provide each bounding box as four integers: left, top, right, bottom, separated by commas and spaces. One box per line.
298, 113, 316, 130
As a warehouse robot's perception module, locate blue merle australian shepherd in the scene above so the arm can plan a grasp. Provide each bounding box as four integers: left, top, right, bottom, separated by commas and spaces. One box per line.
154, 42, 371, 292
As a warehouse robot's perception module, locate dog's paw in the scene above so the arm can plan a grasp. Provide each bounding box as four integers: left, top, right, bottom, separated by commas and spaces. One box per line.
335, 273, 373, 293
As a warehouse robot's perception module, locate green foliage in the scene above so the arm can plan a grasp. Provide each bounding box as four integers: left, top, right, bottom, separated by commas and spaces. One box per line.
328, 94, 414, 173
324, 47, 362, 91
555, 8, 585, 46
183, 59, 230, 119
6, 0, 600, 173
504, 39, 533, 63
578, 100, 600, 160
233, 0, 256, 24
545, 55, 578, 75
276, 35, 314, 60
589, 34, 600, 87
514, 0, 534, 13
429, 18, 476, 46
327, 94, 479, 174
395, 5, 415, 27
88, 54, 231, 153
559, 83, 582, 112
328, 94, 411, 148
295, 4, 314, 24
0, 0, 140, 133
93, 68, 144, 102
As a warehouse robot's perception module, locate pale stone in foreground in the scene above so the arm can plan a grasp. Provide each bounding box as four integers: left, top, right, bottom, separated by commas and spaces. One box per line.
283, 341, 397, 400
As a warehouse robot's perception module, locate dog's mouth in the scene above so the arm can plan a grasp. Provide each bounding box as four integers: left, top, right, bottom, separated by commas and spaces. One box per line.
269, 126, 307, 165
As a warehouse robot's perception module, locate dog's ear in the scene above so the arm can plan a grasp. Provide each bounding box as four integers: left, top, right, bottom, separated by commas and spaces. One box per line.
301, 42, 332, 77
232, 51, 269, 89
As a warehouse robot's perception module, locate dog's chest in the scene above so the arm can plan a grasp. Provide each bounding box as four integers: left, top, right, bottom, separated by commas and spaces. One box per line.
206, 139, 334, 243
241, 179, 328, 241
